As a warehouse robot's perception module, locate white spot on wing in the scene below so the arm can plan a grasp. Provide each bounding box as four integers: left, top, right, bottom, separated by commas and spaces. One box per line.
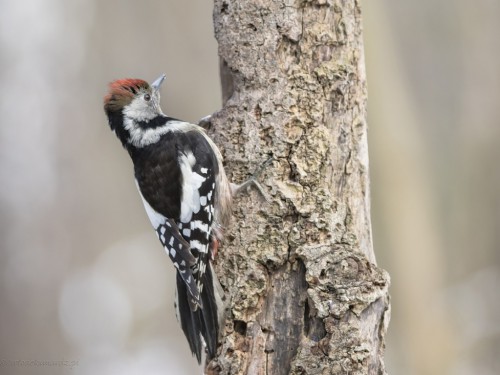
179, 151, 206, 223
191, 220, 209, 234
182, 228, 191, 237
200, 196, 207, 206
191, 240, 207, 253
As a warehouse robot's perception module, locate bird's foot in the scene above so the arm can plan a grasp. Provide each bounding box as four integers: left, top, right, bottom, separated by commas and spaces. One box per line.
231, 156, 273, 202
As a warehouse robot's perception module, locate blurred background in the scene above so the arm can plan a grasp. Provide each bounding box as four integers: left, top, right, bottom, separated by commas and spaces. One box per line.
0, 1, 498, 374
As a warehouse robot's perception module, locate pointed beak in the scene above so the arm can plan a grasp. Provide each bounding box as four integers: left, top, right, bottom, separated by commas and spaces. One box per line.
151, 74, 166, 91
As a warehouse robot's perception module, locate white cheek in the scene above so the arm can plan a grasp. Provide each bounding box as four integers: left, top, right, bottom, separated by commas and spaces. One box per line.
123, 98, 155, 121
122, 97, 164, 147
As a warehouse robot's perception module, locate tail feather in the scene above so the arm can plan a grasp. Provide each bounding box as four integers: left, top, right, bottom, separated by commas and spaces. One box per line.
175, 272, 203, 363
199, 263, 219, 359
175, 264, 223, 363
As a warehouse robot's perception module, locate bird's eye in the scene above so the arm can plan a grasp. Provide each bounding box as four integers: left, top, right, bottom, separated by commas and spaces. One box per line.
144, 93, 151, 101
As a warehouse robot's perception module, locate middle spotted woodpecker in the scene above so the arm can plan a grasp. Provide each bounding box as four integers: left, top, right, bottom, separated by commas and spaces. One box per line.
103, 74, 237, 363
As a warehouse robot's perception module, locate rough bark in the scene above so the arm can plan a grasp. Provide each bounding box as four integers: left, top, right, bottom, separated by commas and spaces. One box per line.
209, 1, 390, 374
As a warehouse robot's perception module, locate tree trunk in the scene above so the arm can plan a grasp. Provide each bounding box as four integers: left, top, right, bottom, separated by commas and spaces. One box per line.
209, 1, 390, 374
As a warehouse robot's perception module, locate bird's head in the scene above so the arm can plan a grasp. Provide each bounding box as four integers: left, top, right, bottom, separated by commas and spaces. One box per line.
104, 74, 167, 148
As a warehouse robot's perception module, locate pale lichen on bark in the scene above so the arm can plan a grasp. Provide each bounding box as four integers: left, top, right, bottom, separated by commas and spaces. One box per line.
209, 0, 390, 374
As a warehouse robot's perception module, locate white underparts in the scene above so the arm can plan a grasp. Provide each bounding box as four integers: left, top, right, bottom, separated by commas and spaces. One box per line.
135, 181, 165, 228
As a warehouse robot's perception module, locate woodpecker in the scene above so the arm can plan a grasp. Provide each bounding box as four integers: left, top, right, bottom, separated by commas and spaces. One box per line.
103, 74, 233, 363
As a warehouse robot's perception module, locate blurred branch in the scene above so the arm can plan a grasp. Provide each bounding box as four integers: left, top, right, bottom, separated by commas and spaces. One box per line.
363, 2, 457, 373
